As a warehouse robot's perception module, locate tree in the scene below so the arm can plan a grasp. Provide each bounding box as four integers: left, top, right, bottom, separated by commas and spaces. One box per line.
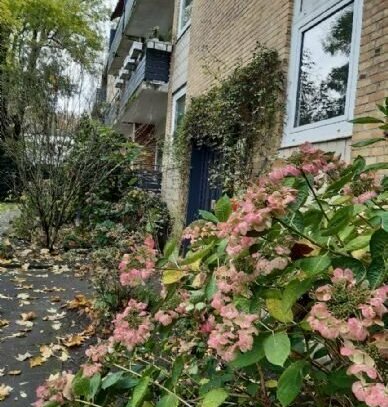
0, 0, 107, 139
0, 0, 107, 197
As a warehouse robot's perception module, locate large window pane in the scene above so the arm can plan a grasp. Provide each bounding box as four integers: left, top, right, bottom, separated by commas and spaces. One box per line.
180, 0, 193, 31
174, 94, 186, 131
295, 3, 354, 127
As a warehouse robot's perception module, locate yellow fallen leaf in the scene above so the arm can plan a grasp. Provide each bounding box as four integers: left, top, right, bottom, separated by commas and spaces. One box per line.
29, 356, 45, 368
0, 320, 9, 328
0, 384, 12, 401
63, 334, 85, 348
21, 312, 36, 321
40, 345, 53, 360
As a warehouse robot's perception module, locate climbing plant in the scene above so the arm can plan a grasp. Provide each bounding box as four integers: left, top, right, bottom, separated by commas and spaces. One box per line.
175, 44, 284, 194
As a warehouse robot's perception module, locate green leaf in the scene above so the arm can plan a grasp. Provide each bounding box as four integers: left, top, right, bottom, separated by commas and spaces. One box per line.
199, 210, 219, 223
344, 235, 371, 251
266, 298, 293, 323
206, 273, 217, 300
283, 278, 314, 311
379, 212, 388, 232
376, 103, 388, 115
101, 372, 124, 390
282, 211, 304, 233
89, 374, 101, 399
296, 255, 331, 276
370, 228, 388, 259
214, 196, 232, 222
264, 333, 290, 367
127, 376, 150, 407
72, 375, 91, 398
324, 172, 353, 196
367, 256, 386, 289
171, 357, 184, 385
351, 116, 384, 124
156, 394, 179, 407
364, 163, 388, 172
351, 137, 386, 148
277, 361, 308, 407
331, 256, 366, 281
181, 243, 214, 266
230, 336, 265, 368
163, 238, 178, 258
200, 388, 229, 407
162, 269, 185, 285
321, 206, 353, 236
289, 179, 309, 211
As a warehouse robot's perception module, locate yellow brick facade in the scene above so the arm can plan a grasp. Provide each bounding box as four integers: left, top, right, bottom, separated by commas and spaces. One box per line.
352, 0, 388, 163
161, 0, 388, 231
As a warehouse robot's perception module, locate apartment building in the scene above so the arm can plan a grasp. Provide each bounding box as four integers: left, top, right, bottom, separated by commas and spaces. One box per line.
102, 0, 388, 231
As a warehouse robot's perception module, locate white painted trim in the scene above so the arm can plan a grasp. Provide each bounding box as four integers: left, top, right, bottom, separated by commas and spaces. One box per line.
177, 0, 192, 39
282, 0, 363, 148
171, 86, 187, 136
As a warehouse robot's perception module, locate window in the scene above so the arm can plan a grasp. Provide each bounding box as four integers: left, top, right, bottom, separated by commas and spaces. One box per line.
283, 0, 363, 147
172, 88, 186, 135
178, 0, 192, 35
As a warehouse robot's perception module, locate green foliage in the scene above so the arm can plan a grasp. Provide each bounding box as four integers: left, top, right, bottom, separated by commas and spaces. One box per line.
175, 45, 284, 193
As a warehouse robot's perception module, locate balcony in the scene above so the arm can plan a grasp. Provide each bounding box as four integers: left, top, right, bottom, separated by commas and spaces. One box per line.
107, 0, 174, 75
106, 40, 171, 127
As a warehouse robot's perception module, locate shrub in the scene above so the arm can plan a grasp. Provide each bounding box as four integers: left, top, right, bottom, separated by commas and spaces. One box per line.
34, 140, 388, 407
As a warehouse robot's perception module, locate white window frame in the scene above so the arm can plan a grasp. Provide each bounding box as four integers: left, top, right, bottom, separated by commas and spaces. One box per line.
282, 0, 363, 147
178, 0, 192, 38
171, 87, 187, 136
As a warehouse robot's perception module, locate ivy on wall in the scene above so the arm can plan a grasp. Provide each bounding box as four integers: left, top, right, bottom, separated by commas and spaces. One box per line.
175, 44, 284, 194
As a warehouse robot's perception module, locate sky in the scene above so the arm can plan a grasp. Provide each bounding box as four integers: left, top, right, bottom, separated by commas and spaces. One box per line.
63, 0, 117, 114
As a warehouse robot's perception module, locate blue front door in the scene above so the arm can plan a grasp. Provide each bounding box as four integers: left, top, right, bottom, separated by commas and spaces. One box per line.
186, 144, 222, 224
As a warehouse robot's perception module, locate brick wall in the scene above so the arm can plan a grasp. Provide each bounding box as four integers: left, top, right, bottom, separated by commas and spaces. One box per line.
187, 0, 293, 98
161, 0, 191, 232
351, 0, 388, 164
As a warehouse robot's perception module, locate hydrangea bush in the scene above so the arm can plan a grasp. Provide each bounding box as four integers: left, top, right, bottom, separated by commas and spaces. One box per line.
35, 142, 387, 407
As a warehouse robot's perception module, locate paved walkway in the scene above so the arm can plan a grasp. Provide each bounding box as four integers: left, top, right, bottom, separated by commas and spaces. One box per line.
0, 207, 95, 406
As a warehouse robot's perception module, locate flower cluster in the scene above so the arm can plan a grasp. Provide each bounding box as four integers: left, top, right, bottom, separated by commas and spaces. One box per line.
34, 372, 74, 407
112, 299, 153, 351
343, 172, 381, 204
308, 269, 388, 406
217, 182, 296, 256
119, 235, 156, 287
183, 221, 218, 244
207, 292, 258, 361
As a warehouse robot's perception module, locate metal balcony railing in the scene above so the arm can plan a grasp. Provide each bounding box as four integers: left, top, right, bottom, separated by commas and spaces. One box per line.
132, 164, 162, 193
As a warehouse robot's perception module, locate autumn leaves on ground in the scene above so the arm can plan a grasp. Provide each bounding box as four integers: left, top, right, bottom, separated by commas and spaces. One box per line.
0, 209, 96, 406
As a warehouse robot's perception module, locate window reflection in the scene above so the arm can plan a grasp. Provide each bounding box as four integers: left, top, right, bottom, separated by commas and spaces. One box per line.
180, 0, 193, 31
175, 94, 186, 131
295, 3, 354, 127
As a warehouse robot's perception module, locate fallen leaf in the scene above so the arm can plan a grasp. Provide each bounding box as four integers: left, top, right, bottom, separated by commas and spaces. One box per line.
51, 322, 62, 330
16, 320, 33, 328
29, 356, 44, 368
62, 334, 85, 348
21, 263, 30, 271
39, 345, 53, 360
19, 391, 27, 398
0, 294, 11, 300
15, 352, 32, 362
0, 369, 4, 377
8, 370, 21, 376
0, 320, 9, 328
58, 349, 70, 361
17, 293, 30, 300
21, 312, 36, 321
0, 384, 12, 401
